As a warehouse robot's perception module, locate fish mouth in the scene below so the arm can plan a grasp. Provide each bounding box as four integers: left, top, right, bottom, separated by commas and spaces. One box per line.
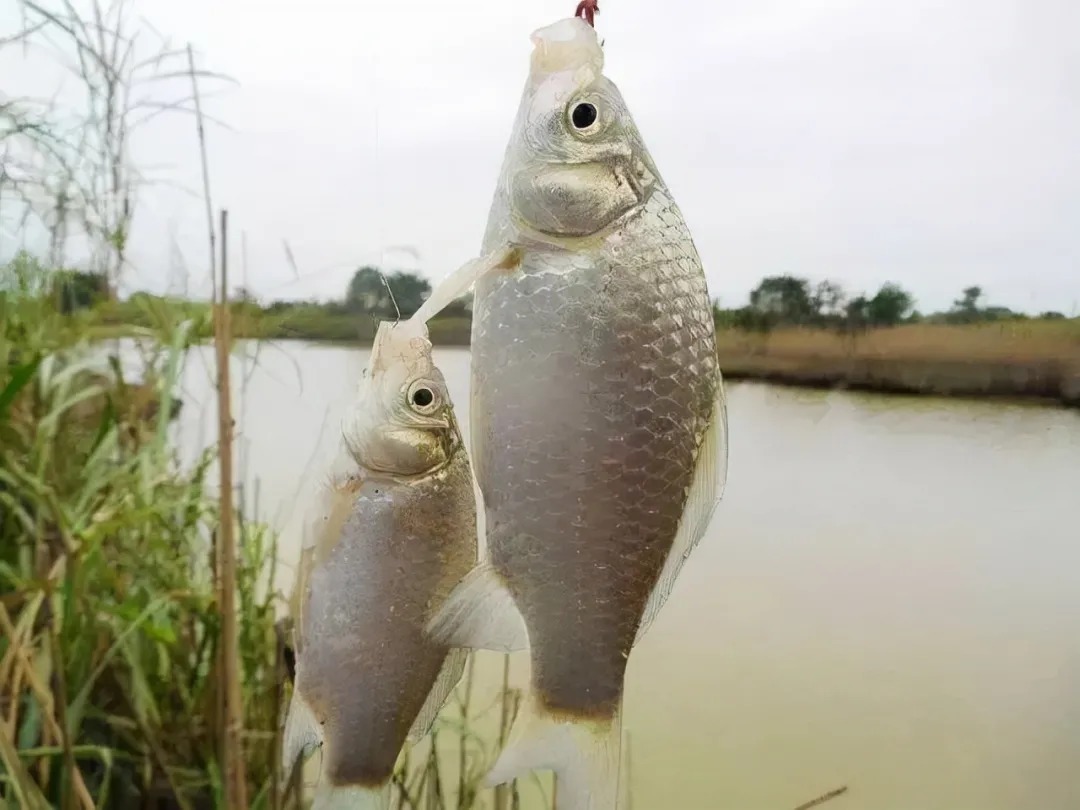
529, 17, 604, 77
369, 319, 434, 378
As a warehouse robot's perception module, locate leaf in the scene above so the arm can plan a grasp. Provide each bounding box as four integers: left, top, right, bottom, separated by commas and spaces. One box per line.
0, 725, 51, 810
0, 354, 41, 418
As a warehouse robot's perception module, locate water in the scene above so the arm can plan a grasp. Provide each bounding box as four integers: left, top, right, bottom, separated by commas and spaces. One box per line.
173, 340, 1080, 809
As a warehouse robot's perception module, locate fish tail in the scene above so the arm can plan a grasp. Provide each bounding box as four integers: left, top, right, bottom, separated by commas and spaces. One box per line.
281, 690, 322, 780
311, 784, 390, 810
484, 691, 621, 810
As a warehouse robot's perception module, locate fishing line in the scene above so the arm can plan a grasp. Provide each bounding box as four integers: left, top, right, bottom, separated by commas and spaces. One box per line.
372, 5, 385, 310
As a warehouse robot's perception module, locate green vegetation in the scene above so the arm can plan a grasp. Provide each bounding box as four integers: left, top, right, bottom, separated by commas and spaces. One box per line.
42, 263, 474, 346
42, 262, 1080, 406
716, 275, 1071, 332
711, 275, 1080, 406
0, 256, 284, 807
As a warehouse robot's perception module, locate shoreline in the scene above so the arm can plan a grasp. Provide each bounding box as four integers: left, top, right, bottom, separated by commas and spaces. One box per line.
228, 330, 1080, 409
717, 356, 1078, 409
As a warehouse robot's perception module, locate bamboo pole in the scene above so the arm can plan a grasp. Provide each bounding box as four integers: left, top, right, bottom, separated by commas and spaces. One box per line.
215, 208, 248, 808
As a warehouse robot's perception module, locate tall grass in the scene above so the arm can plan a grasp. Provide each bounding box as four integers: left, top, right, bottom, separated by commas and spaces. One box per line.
0, 256, 285, 807
716, 320, 1080, 363
715, 321, 1080, 405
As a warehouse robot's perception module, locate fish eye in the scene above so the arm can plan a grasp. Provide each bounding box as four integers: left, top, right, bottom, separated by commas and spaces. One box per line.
407, 380, 441, 414
570, 101, 598, 131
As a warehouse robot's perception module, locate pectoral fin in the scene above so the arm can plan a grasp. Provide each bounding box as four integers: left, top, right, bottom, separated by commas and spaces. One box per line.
425, 563, 529, 653
406, 647, 469, 744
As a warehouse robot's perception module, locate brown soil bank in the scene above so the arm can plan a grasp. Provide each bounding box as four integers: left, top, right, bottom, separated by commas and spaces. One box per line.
716, 322, 1080, 408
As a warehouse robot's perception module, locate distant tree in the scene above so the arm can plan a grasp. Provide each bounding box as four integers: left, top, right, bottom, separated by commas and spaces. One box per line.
345, 267, 430, 318
346, 266, 388, 313
1040, 311, 1066, 320
749, 275, 815, 325
865, 282, 914, 326
950, 286, 983, 322
232, 286, 258, 304
955, 286, 983, 310
733, 305, 775, 334
52, 269, 108, 312
385, 271, 431, 318
811, 280, 847, 320
843, 295, 870, 334
981, 305, 1020, 321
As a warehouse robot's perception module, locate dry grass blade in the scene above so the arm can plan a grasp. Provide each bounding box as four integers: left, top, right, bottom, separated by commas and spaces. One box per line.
792, 785, 850, 810
0, 724, 52, 810
186, 42, 217, 304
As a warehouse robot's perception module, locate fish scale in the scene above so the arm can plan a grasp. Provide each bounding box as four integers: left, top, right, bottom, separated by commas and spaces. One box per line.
298, 455, 475, 785
470, 188, 719, 718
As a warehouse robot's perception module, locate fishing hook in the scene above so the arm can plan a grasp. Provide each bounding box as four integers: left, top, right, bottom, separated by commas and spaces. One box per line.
575, 0, 599, 27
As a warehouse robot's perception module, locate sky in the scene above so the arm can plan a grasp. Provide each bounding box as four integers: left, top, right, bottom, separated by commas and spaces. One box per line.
2, 0, 1078, 314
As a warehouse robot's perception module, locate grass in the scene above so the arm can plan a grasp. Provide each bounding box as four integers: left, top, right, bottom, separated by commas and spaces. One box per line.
0, 262, 283, 808
92, 297, 475, 347
85, 295, 1080, 407
717, 319, 1080, 363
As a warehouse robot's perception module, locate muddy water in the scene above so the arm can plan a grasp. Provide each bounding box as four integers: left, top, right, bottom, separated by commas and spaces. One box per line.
173, 341, 1080, 810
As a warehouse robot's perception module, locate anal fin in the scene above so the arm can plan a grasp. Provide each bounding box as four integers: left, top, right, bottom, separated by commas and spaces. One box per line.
406, 647, 469, 744
634, 373, 729, 645
282, 689, 322, 780
425, 563, 529, 653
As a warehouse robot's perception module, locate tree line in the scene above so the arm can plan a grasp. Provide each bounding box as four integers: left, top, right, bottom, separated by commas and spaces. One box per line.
716, 275, 1070, 333
10, 257, 1072, 331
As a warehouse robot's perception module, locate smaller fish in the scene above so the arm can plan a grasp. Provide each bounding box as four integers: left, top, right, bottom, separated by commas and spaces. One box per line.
282, 317, 477, 810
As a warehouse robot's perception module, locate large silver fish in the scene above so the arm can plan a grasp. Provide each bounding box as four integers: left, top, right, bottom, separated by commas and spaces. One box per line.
281, 318, 477, 810
416, 15, 728, 810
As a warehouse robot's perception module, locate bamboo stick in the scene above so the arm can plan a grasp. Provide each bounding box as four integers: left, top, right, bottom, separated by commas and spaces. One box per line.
215, 208, 248, 808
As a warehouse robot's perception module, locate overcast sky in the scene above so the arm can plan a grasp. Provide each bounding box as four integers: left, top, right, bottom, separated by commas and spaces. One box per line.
2, 0, 1078, 313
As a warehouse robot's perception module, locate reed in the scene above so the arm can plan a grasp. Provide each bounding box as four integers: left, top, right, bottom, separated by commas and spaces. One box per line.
716, 322, 1080, 405
0, 259, 286, 807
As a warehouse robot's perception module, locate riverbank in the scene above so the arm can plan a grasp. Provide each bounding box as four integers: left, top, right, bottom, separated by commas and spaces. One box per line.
716, 322, 1080, 407
89, 298, 1080, 407
258, 315, 1080, 408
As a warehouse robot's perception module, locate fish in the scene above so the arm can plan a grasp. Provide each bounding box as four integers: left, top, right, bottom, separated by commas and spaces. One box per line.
281, 317, 477, 810
416, 15, 728, 810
